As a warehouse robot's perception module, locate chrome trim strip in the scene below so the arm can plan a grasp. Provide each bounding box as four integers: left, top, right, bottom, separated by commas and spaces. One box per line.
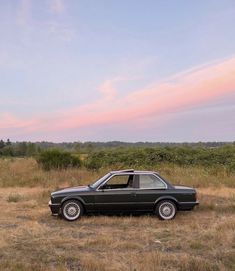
92, 202, 153, 205
97, 188, 138, 192
179, 201, 199, 205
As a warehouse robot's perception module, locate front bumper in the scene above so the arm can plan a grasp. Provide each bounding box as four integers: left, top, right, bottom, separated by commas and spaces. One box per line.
48, 200, 61, 215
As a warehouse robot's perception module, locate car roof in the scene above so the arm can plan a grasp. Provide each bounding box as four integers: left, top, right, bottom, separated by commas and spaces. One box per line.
110, 169, 159, 174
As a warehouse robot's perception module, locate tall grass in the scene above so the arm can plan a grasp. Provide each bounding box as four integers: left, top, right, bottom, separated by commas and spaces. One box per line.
0, 158, 234, 188
0, 158, 235, 270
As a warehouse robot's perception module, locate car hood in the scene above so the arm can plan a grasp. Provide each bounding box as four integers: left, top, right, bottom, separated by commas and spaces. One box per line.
174, 185, 195, 190
51, 185, 91, 196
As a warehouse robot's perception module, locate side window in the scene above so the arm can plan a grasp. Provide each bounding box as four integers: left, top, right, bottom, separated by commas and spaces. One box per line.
100, 175, 134, 190
139, 174, 165, 189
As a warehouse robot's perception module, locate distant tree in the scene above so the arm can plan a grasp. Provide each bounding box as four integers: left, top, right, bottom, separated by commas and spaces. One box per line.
0, 140, 5, 149
17, 142, 27, 156
6, 139, 11, 146
74, 142, 82, 154
26, 143, 38, 156
86, 143, 94, 153
1, 146, 13, 156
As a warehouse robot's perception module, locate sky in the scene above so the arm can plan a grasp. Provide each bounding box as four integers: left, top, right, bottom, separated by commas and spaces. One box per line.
0, 0, 235, 142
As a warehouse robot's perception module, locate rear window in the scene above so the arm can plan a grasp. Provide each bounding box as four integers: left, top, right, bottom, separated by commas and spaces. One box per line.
139, 174, 166, 189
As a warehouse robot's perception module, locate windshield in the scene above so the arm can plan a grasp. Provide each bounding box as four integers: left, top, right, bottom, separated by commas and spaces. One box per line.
90, 173, 111, 189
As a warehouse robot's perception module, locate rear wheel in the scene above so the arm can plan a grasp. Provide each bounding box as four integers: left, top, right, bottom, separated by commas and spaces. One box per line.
62, 200, 83, 221
156, 200, 177, 220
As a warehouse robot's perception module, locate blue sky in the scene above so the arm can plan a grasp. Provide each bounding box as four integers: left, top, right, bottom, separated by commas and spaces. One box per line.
0, 0, 235, 142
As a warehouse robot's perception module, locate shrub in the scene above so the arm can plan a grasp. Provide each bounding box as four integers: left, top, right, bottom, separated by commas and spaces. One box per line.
84, 151, 105, 170
37, 149, 82, 170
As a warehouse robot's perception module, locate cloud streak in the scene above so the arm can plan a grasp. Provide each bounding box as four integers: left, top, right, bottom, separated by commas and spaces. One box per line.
1, 56, 235, 139
54, 56, 235, 128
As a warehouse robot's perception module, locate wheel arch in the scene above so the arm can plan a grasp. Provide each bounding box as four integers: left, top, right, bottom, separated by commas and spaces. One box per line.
154, 196, 179, 209
61, 196, 86, 213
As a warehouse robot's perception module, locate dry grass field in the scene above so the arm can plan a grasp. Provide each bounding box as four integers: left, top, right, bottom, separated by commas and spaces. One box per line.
0, 158, 235, 271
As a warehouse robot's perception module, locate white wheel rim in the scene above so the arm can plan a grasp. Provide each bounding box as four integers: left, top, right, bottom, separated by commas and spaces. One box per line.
159, 202, 175, 220
63, 202, 80, 220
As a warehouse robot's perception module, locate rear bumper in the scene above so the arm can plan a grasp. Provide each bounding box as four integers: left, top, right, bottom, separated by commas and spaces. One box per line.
178, 201, 199, 211
48, 200, 61, 215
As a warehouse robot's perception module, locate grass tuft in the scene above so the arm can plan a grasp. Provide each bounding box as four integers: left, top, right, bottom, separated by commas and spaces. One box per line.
7, 193, 23, 202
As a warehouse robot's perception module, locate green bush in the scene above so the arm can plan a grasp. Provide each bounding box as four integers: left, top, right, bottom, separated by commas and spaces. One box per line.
37, 149, 82, 170
84, 145, 235, 170
85, 151, 104, 170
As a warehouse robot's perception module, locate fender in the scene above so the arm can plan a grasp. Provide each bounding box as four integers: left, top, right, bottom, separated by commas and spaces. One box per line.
154, 195, 179, 206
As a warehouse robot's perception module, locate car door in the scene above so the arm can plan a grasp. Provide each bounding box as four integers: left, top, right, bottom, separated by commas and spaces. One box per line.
94, 174, 138, 212
134, 174, 168, 211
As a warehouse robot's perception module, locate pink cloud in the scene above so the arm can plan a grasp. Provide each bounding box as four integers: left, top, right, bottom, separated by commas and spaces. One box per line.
50, 0, 65, 14
0, 113, 37, 130
1, 56, 235, 139
54, 56, 235, 130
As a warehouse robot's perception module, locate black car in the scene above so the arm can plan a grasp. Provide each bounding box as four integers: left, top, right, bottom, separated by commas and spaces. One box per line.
49, 169, 199, 221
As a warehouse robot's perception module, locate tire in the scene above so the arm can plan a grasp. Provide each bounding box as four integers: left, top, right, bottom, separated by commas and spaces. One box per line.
156, 200, 177, 220
62, 200, 83, 221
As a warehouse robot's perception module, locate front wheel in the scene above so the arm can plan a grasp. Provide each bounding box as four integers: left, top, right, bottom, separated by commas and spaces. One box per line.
62, 200, 83, 221
156, 200, 177, 220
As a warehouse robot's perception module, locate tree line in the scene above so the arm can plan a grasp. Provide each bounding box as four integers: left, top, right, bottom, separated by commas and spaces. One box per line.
1, 139, 235, 157
0, 139, 41, 157
1, 139, 235, 173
